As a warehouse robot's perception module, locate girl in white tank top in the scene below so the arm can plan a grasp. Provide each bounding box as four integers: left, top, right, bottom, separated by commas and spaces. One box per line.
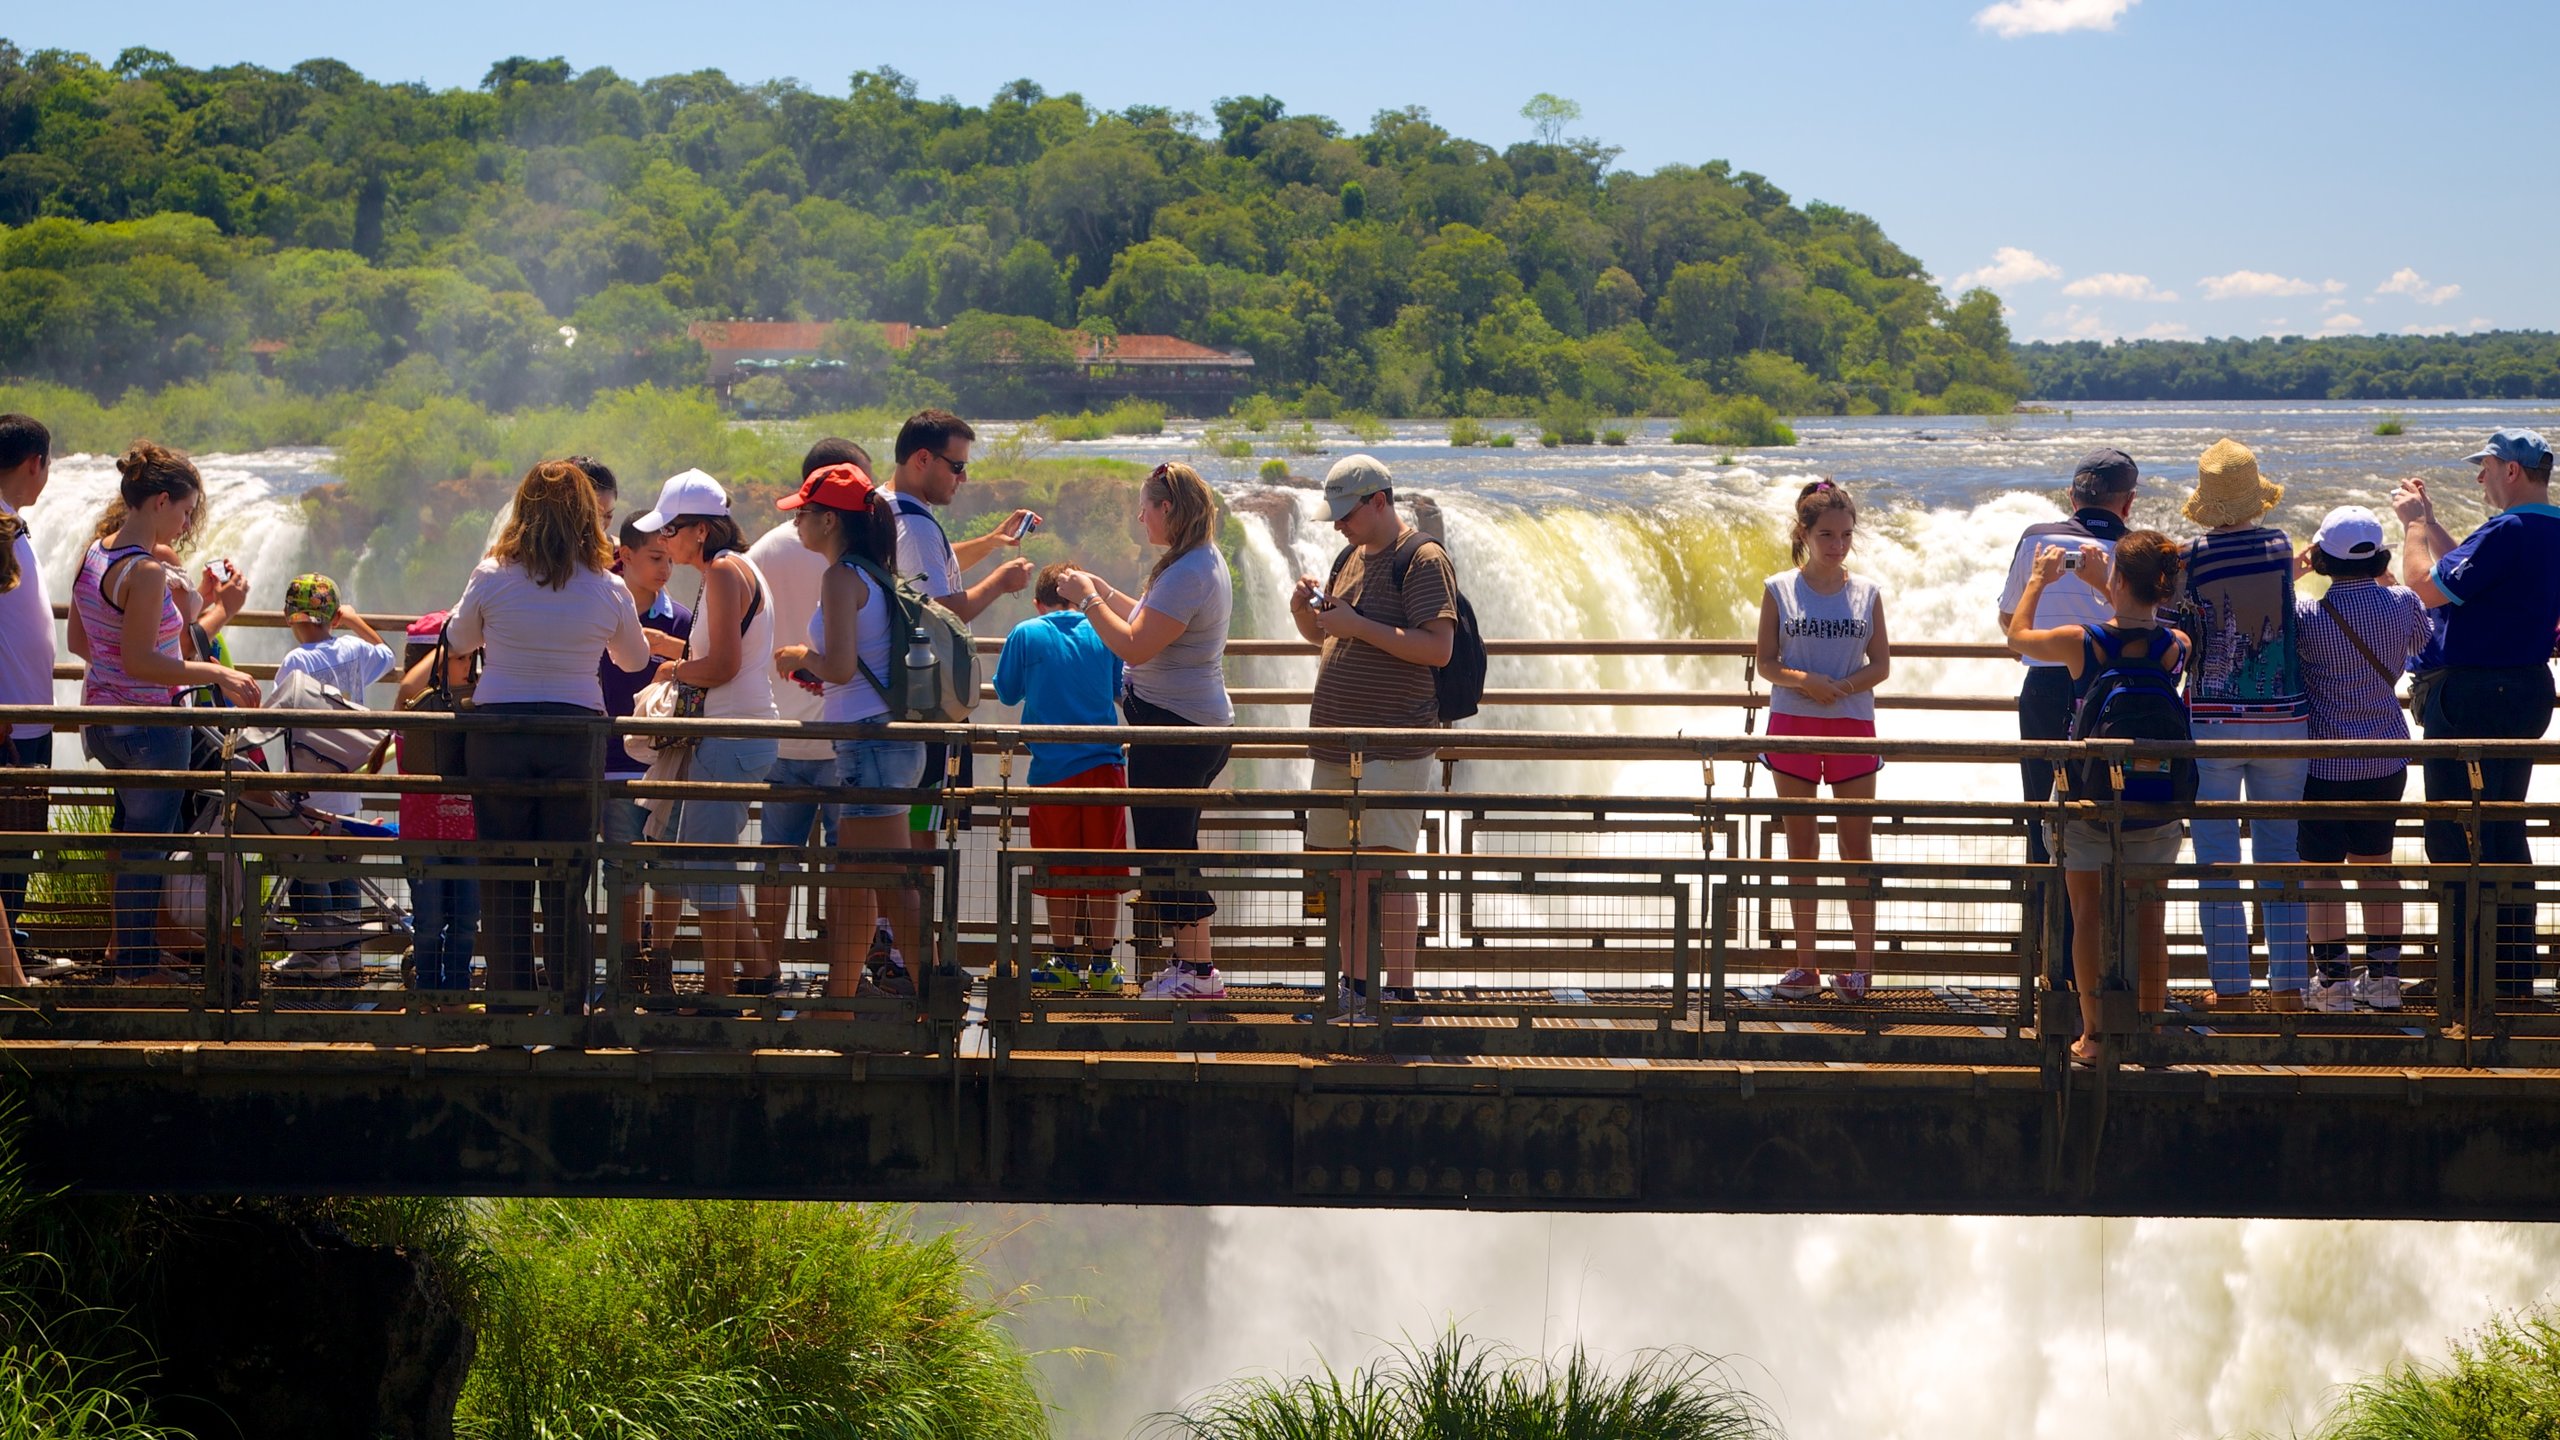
1752, 479, 1894, 1001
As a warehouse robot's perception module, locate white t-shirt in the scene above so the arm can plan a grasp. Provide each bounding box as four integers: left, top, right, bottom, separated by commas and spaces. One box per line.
1763, 570, 1879, 722
446, 559, 650, 710
1997, 513, 2126, 670
0, 494, 54, 740
746, 522, 834, 761
891, 492, 960, 597
273, 633, 396, 814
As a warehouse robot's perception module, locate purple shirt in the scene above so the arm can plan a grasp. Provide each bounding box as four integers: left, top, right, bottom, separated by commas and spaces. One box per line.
601, 590, 692, 775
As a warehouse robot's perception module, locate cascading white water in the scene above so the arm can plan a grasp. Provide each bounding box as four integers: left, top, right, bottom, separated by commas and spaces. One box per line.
18, 415, 2560, 1439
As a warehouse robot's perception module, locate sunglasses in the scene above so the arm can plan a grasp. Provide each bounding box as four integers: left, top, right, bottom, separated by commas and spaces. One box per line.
938, 452, 969, 476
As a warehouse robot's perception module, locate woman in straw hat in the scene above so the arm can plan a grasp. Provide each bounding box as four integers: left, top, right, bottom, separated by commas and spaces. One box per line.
2178, 438, 2310, 1010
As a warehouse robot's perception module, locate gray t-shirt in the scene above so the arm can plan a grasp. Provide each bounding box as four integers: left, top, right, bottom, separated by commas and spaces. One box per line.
1765, 569, 1880, 722
1128, 544, 1233, 726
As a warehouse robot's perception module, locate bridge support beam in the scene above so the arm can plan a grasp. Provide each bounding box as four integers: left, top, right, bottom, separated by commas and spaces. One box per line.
17, 1048, 2560, 1219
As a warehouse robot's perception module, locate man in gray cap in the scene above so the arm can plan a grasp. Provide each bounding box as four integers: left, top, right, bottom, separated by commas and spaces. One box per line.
2391, 428, 2560, 1007
1291, 453, 1459, 1022
1997, 447, 2140, 978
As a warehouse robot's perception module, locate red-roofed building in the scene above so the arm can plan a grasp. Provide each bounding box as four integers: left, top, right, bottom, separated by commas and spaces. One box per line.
690, 319, 1255, 414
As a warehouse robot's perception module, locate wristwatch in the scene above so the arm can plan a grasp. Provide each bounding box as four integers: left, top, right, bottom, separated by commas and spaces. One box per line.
1078, 594, 1104, 612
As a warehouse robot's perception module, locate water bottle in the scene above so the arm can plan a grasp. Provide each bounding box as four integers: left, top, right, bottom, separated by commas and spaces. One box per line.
899, 627, 940, 716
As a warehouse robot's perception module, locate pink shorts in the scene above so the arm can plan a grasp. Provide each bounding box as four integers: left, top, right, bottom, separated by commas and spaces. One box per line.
1762, 711, 1881, 786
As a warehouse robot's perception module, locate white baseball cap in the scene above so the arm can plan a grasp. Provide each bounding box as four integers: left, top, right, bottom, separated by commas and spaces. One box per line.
631, 468, 731, 533
2312, 504, 2386, 561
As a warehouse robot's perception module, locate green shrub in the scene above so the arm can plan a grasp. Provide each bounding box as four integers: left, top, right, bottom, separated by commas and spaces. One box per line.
2310, 1308, 2560, 1440
1488, 431, 1516, 448
1042, 410, 1111, 442
1233, 394, 1282, 432
1537, 396, 1596, 446
1672, 397, 1797, 448
1296, 384, 1341, 419
1256, 458, 1290, 483
1446, 416, 1486, 447
460, 1199, 1046, 1440
1339, 411, 1390, 446
2375, 414, 2406, 436
1148, 1329, 1777, 1440
1280, 421, 1323, 456
1601, 427, 1630, 446
1201, 424, 1253, 459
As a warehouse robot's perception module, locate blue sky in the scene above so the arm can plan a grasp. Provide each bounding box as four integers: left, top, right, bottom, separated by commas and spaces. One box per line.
14, 0, 2558, 342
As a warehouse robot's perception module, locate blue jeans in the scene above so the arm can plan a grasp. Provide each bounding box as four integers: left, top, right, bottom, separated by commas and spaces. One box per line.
668, 737, 776, 908
84, 723, 191, 974
2192, 719, 2309, 995
408, 857, 480, 992
761, 755, 842, 851
835, 739, 927, 820
2421, 665, 2557, 999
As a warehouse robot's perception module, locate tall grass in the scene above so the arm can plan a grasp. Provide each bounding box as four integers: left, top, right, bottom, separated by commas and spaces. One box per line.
2308, 1308, 2560, 1440
2375, 414, 2406, 436
1041, 399, 1168, 442
1445, 416, 1487, 447
458, 1199, 1048, 1440
1147, 1330, 1779, 1440
1537, 396, 1597, 447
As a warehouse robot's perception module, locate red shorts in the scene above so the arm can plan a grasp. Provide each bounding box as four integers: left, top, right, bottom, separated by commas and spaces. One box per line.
1762, 711, 1882, 786
1030, 763, 1130, 897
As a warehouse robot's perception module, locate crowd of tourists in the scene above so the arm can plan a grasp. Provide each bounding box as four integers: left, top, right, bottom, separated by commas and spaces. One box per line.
0, 408, 1467, 1023
0, 406, 2553, 1043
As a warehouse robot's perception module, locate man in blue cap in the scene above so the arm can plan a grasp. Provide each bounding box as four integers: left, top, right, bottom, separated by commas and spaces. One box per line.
2391, 428, 2560, 1008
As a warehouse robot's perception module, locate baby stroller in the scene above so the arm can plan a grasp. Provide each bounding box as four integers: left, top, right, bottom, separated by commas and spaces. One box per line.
161, 676, 412, 980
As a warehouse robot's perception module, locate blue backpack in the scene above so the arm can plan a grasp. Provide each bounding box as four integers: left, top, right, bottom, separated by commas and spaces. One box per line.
2066, 624, 2196, 825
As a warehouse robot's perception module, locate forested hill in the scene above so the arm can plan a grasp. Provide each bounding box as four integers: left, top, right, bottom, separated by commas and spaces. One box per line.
0, 43, 2021, 417
2017, 332, 2560, 403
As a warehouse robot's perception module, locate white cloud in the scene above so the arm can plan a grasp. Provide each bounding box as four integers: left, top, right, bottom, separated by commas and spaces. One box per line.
2037, 306, 2190, 343
2375, 267, 2462, 305
2321, 312, 2365, 332
2321, 297, 2348, 311
2061, 272, 2178, 302
2135, 320, 2191, 339
2198, 269, 2340, 302
1975, 0, 2138, 38
1948, 246, 2063, 292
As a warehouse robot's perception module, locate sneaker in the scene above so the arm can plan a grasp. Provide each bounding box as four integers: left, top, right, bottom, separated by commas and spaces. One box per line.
20, 956, 80, 983
2351, 968, 2404, 1011
1027, 954, 1080, 992
1081, 955, 1126, 993
1141, 963, 1227, 1000
866, 932, 916, 997
2306, 974, 2357, 1014
272, 950, 341, 978
1322, 983, 1370, 1025
1830, 972, 1872, 1003
1376, 985, 1418, 1024
1773, 967, 1822, 1000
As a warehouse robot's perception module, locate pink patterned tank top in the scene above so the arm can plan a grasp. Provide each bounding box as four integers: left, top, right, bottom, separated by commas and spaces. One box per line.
73, 543, 182, 707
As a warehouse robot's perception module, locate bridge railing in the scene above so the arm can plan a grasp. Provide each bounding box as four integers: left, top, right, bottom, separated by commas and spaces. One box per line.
2, 704, 2557, 1068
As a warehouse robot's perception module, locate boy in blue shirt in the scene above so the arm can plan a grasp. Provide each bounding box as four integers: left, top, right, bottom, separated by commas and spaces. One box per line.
995, 563, 1128, 989
2392, 428, 2560, 1006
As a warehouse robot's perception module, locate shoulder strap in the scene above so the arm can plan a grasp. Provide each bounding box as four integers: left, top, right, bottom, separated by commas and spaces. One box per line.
1327, 544, 1355, 586
95, 545, 154, 614
1387, 529, 1442, 589
2318, 593, 2397, 686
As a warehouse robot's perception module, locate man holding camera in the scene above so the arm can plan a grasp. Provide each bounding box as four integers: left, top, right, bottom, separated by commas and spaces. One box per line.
1997, 447, 2142, 977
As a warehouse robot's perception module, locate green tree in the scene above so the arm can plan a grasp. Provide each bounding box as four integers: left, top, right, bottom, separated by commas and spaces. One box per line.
1521, 92, 1583, 147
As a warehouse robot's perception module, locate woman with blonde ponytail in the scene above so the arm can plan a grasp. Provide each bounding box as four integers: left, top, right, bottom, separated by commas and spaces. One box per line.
1055, 462, 1234, 997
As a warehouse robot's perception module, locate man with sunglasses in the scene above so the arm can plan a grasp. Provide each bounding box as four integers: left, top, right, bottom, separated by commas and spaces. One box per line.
880, 411, 1040, 948
2391, 428, 2560, 1007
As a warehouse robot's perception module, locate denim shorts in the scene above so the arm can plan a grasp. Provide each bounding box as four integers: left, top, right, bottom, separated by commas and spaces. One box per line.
761, 754, 841, 855
599, 793, 649, 847
667, 737, 776, 907
85, 723, 191, 840
836, 739, 927, 820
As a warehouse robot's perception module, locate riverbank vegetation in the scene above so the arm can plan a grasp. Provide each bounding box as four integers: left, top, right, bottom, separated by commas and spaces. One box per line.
2305, 1306, 2560, 1440
1148, 1330, 1780, 1440
0, 43, 2019, 422
2018, 332, 2560, 402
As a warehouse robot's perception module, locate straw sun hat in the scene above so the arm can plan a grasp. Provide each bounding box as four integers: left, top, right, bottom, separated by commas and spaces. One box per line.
2183, 438, 2283, 529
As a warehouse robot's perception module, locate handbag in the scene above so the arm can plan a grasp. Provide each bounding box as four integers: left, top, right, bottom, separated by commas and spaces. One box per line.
624, 676, 703, 764
401, 622, 480, 778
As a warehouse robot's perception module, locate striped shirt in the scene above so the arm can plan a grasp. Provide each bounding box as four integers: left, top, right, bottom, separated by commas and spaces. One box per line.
72, 543, 183, 708
2295, 579, 2434, 781
1309, 530, 1458, 764
2177, 527, 2308, 722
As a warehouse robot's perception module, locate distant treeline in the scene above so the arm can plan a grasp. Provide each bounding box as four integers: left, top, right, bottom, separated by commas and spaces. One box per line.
0, 42, 2020, 417
2015, 332, 2560, 402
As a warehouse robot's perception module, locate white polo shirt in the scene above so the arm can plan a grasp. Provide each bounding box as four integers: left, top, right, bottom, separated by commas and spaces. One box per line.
0, 494, 55, 740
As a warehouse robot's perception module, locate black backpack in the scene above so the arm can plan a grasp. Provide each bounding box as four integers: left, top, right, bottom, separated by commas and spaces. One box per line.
2064, 624, 2196, 823
1327, 530, 1488, 723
